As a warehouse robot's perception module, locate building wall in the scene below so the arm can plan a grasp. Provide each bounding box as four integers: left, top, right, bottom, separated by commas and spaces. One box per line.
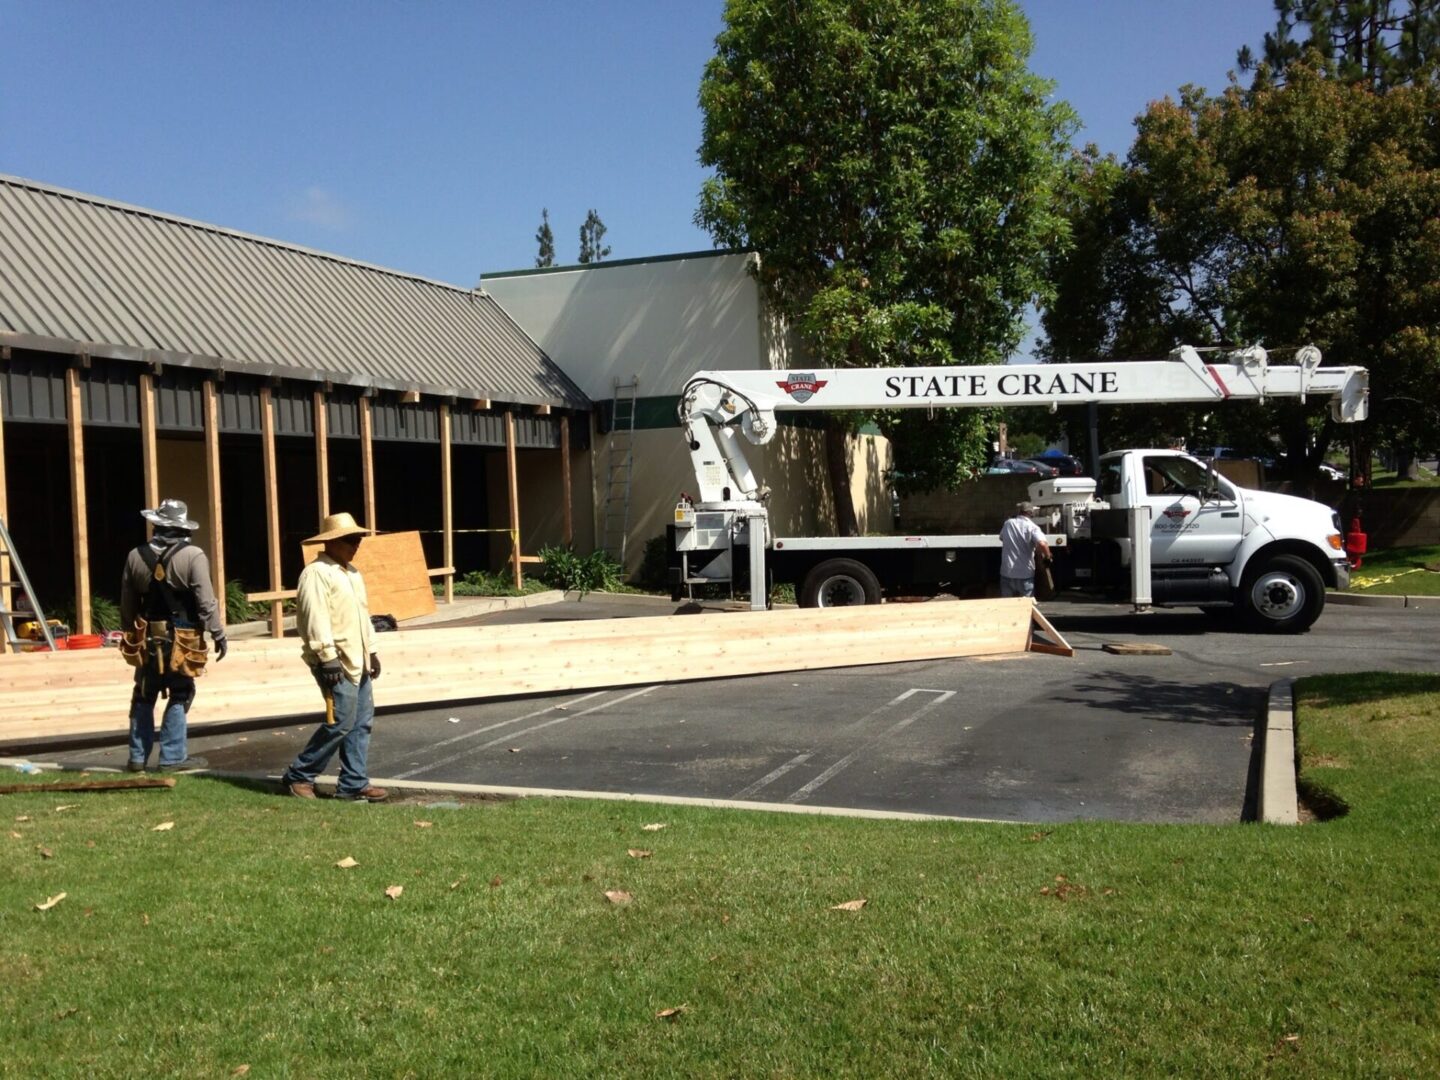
485, 253, 897, 573
157, 437, 215, 559
484, 253, 768, 398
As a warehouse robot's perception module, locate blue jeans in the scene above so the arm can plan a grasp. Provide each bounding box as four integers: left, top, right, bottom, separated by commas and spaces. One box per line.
1000, 576, 1035, 598
129, 668, 195, 767
282, 672, 375, 796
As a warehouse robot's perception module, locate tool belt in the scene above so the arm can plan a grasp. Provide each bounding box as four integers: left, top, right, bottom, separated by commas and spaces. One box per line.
119, 618, 208, 678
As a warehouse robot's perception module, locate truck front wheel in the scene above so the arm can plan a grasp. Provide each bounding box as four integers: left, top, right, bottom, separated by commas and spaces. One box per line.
799, 559, 882, 608
1241, 555, 1325, 633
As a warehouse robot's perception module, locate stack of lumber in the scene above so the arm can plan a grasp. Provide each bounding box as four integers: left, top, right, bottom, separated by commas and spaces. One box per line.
0, 598, 1065, 746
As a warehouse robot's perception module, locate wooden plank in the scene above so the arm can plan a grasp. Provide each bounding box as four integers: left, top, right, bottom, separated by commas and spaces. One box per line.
139, 372, 159, 534
0, 600, 1054, 744
260, 385, 283, 638
203, 380, 225, 626
0, 777, 176, 795
300, 531, 436, 621
440, 403, 453, 604
314, 388, 330, 521
1101, 642, 1173, 656
505, 409, 521, 589
1028, 604, 1074, 657
245, 589, 298, 603
359, 395, 376, 531
560, 415, 572, 546
0, 368, 10, 655
65, 367, 91, 634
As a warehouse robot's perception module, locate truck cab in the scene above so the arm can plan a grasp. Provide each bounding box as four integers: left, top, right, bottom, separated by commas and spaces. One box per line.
1077, 449, 1349, 632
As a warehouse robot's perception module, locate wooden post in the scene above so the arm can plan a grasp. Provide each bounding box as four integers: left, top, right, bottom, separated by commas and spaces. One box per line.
65, 367, 92, 634
203, 380, 226, 627
359, 395, 376, 531
505, 408, 521, 590
260, 385, 283, 639
0, 369, 10, 654
560, 413, 573, 546
440, 403, 453, 604
313, 388, 330, 522
139, 372, 160, 538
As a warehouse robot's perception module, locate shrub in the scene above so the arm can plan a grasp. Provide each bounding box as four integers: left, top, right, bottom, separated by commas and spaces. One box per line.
537, 545, 624, 598
635, 534, 672, 591
225, 579, 264, 625
53, 595, 123, 633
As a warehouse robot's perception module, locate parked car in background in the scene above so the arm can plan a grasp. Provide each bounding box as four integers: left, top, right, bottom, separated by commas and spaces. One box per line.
1019, 459, 1061, 478
985, 457, 1057, 478
1032, 450, 1086, 476
984, 457, 1042, 475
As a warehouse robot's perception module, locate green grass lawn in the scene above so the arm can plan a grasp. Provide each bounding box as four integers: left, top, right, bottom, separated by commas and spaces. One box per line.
1347, 543, 1440, 596
4, 673, 1439, 1076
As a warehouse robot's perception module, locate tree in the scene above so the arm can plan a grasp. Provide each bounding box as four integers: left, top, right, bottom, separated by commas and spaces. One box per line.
535, 209, 556, 268
696, 0, 1076, 531
1238, 0, 1440, 90
578, 210, 611, 264
1041, 64, 1440, 487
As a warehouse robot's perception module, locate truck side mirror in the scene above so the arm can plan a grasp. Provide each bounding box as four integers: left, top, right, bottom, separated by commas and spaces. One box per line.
1203, 460, 1221, 501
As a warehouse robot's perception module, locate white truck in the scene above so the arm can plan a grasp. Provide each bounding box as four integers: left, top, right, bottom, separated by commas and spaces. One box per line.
668, 345, 1369, 633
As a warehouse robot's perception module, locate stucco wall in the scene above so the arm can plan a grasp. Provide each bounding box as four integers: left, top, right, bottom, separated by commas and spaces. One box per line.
483, 253, 768, 400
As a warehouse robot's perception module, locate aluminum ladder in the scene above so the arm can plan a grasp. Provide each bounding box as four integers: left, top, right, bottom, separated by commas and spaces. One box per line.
601, 377, 639, 566
0, 513, 58, 653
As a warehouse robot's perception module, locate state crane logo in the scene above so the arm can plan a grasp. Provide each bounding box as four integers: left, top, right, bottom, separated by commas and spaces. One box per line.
776, 373, 827, 403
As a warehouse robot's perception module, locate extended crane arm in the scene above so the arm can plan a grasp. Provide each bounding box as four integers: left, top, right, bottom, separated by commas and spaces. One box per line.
676, 344, 1368, 505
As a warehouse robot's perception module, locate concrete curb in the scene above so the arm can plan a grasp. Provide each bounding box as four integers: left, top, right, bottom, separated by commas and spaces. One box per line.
1327, 591, 1440, 610
0, 759, 1014, 825
1259, 678, 1299, 825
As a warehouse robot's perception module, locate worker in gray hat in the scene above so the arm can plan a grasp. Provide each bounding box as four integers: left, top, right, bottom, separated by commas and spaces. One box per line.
998, 501, 1052, 599
119, 498, 227, 772
281, 512, 387, 802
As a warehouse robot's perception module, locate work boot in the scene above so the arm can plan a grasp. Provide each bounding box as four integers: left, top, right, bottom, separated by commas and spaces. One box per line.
157, 755, 209, 772
286, 781, 317, 799
125, 759, 148, 773
337, 786, 389, 803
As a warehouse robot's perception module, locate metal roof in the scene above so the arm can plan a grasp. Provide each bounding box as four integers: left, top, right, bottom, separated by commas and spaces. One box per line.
0, 174, 589, 409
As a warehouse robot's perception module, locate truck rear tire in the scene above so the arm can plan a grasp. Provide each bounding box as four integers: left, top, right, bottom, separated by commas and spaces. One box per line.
1241, 554, 1324, 633
799, 559, 882, 608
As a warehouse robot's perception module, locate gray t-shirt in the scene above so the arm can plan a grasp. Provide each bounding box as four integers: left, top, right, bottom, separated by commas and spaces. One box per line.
999, 515, 1045, 579
119, 538, 224, 639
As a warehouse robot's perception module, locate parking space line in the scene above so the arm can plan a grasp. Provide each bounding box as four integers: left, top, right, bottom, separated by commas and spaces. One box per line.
730, 753, 813, 800
390, 688, 649, 780
783, 689, 955, 804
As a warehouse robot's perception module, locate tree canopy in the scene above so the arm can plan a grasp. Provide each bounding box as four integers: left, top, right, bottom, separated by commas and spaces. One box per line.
696, 0, 1075, 513
578, 210, 611, 264
1239, 0, 1440, 90
535, 208, 556, 268
1042, 62, 1440, 479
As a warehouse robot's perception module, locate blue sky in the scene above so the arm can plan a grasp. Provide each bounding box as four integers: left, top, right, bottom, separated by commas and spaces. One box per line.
3, 1, 1273, 294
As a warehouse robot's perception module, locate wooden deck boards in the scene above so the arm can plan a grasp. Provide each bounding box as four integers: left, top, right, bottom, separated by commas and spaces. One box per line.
0, 599, 1066, 746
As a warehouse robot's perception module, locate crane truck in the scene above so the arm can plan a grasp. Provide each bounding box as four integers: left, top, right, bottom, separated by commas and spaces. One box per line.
668, 345, 1369, 633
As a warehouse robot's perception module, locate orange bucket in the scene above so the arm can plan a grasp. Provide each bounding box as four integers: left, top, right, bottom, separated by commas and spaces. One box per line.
66, 634, 104, 650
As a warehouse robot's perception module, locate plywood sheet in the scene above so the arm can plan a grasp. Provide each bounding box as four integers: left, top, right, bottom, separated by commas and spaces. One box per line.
301, 531, 435, 622
0, 599, 1060, 746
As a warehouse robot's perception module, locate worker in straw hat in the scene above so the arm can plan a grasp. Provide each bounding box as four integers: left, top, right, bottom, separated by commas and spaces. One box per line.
280, 512, 387, 802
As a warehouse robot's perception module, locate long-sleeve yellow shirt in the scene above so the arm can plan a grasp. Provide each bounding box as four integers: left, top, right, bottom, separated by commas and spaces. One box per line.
295, 553, 375, 684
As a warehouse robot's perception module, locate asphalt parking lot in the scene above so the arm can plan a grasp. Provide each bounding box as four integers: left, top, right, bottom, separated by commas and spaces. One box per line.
44, 593, 1440, 824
